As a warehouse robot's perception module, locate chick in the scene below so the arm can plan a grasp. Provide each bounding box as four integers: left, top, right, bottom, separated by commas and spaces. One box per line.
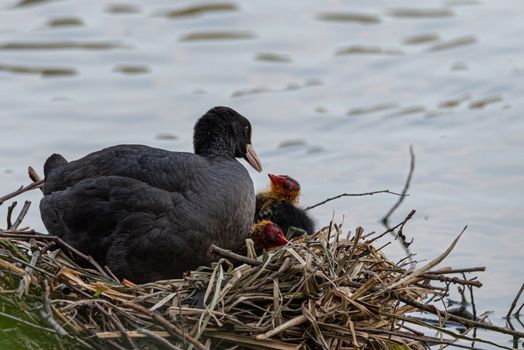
250, 220, 289, 255
255, 174, 315, 237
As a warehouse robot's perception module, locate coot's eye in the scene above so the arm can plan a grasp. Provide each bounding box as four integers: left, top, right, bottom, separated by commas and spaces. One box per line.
245, 126, 250, 135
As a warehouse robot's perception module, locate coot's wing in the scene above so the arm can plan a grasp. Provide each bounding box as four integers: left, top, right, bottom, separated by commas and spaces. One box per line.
43, 145, 205, 194
40, 175, 194, 281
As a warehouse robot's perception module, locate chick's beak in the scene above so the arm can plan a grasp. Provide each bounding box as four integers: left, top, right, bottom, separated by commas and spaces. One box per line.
245, 144, 262, 172
278, 235, 289, 246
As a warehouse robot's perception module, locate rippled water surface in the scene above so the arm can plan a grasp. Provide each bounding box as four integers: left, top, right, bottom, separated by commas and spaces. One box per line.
1, 0, 523, 347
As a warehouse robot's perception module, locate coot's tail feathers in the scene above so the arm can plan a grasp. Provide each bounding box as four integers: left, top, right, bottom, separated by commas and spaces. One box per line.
44, 153, 68, 177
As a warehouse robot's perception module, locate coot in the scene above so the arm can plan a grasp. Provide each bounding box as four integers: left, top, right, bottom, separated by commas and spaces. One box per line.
255, 174, 315, 237
40, 106, 262, 283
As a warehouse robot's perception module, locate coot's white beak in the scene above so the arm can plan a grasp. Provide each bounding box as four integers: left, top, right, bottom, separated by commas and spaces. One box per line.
245, 144, 262, 172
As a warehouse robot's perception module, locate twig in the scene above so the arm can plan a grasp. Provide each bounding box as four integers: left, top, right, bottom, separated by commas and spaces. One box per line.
382, 145, 415, 226
0, 231, 113, 281
16, 239, 41, 298
516, 302, 524, 316
28, 166, 43, 183
375, 268, 482, 287
136, 328, 183, 350
10, 200, 32, 230
463, 273, 478, 321
107, 340, 128, 350
367, 209, 416, 243
430, 267, 486, 275
40, 280, 69, 337
28, 166, 45, 194
105, 306, 140, 350
344, 226, 364, 273
354, 326, 467, 348
397, 295, 524, 338
63, 284, 138, 349
305, 190, 405, 211
507, 281, 524, 318
0, 179, 44, 206
0, 310, 56, 333
124, 302, 208, 350
6, 201, 17, 228
396, 312, 515, 350
209, 244, 275, 269
421, 273, 481, 288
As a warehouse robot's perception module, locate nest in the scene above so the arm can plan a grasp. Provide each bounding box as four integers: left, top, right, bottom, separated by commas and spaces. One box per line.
0, 181, 520, 350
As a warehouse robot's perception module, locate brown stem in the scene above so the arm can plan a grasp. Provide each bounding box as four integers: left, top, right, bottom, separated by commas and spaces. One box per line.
11, 200, 31, 230
507, 281, 524, 318
209, 244, 267, 268
368, 209, 416, 243
28, 166, 43, 183
0, 180, 44, 206
0, 230, 113, 281
6, 201, 17, 228
430, 267, 486, 275
419, 273, 481, 288
382, 145, 415, 226
305, 190, 405, 211
397, 295, 524, 338
124, 302, 208, 350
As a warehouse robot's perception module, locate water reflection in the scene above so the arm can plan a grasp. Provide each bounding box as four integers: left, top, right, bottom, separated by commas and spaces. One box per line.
428, 36, 477, 51
0, 63, 76, 77
162, 3, 238, 18
388, 7, 454, 18
402, 33, 440, 45
438, 95, 471, 109
317, 12, 381, 24
113, 65, 150, 75
336, 45, 403, 55
155, 132, 178, 141
15, 0, 52, 6
0, 1, 522, 347
255, 53, 292, 63
46, 18, 83, 28
179, 31, 254, 41
278, 139, 307, 148
105, 4, 140, 14
347, 103, 398, 116
0, 41, 125, 50
469, 96, 503, 109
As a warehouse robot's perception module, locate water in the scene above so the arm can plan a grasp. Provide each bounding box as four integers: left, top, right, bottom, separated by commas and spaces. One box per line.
0, 0, 523, 347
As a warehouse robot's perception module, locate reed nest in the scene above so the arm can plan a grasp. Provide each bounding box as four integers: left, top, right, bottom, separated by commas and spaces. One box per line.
1, 180, 522, 350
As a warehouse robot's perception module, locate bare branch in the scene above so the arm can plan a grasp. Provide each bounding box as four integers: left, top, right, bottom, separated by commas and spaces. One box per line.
507, 281, 524, 318
305, 190, 405, 211
382, 145, 415, 226
0, 180, 44, 206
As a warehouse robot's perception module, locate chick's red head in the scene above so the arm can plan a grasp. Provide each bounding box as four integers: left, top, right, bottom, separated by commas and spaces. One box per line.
260, 221, 289, 250
268, 174, 301, 204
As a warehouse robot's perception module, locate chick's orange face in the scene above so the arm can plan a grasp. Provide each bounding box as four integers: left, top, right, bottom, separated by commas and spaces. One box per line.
268, 174, 301, 203
263, 223, 289, 249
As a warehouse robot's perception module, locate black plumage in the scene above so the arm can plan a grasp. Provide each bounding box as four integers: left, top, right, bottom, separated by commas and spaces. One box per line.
255, 174, 315, 237
40, 106, 262, 283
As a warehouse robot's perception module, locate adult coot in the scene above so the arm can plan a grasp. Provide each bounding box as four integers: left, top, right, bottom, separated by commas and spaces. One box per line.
40, 106, 262, 283
255, 174, 315, 237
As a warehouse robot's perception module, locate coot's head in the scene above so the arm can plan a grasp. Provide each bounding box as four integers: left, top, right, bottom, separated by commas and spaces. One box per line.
268, 174, 301, 204
252, 220, 289, 251
193, 106, 262, 172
